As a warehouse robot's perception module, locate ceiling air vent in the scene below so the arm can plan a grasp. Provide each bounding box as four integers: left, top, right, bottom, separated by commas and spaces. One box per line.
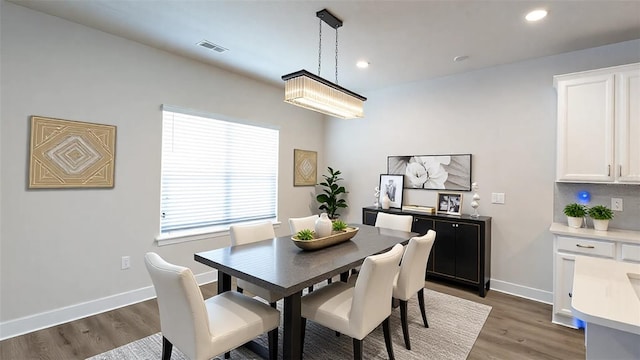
197, 40, 228, 53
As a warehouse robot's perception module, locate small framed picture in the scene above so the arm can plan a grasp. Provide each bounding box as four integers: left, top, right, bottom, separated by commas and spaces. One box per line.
379, 174, 404, 209
437, 192, 463, 215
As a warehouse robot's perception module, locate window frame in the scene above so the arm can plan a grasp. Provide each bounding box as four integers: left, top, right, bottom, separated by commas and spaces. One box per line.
156, 105, 280, 246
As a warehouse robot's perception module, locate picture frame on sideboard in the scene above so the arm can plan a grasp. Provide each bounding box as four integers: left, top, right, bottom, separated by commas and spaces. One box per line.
437, 192, 463, 215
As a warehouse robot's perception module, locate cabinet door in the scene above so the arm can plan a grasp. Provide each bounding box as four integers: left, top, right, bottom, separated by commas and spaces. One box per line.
411, 216, 434, 235
556, 73, 615, 182
433, 221, 456, 276
362, 209, 378, 226
616, 67, 640, 183
554, 252, 576, 318
455, 222, 480, 283
412, 217, 435, 272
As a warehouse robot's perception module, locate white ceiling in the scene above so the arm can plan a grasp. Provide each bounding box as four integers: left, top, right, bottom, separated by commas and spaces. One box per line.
9, 0, 640, 94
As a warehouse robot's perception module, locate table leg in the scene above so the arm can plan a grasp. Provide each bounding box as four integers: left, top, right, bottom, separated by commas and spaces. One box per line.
283, 291, 303, 360
340, 272, 349, 282
217, 271, 231, 294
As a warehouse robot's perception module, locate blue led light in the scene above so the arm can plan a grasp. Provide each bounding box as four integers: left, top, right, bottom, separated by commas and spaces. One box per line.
577, 191, 591, 204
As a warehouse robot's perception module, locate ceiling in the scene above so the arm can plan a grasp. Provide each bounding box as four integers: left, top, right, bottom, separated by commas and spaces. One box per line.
9, 0, 640, 94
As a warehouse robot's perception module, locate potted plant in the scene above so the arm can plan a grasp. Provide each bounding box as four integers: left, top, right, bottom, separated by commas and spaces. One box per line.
587, 205, 614, 231
316, 167, 348, 219
563, 203, 587, 228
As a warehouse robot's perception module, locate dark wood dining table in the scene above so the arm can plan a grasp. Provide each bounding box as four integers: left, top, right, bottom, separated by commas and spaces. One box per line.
194, 223, 417, 360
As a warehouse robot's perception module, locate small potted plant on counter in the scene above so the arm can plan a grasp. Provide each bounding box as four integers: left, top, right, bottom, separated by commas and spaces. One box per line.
563, 203, 587, 228
587, 205, 614, 231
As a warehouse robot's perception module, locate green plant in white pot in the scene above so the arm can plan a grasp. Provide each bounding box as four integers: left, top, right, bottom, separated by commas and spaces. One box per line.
588, 205, 614, 231
563, 203, 587, 228
316, 167, 348, 219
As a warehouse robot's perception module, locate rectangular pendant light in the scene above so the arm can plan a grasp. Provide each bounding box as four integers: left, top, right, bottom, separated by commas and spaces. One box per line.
282, 70, 367, 119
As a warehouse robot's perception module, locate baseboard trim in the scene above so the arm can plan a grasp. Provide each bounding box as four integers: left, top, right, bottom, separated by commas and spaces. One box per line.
0, 270, 217, 341
490, 278, 553, 304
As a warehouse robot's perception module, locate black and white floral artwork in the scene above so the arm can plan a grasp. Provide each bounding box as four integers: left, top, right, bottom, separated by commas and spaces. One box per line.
387, 154, 472, 191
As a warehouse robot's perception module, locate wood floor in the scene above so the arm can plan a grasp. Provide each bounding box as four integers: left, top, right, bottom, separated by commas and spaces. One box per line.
0, 280, 585, 360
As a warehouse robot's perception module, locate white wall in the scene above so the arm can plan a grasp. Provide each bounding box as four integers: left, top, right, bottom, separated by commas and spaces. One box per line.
326, 39, 640, 300
0, 1, 325, 337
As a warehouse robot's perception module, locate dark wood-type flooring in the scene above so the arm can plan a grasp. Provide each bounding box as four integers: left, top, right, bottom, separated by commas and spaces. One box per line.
0, 280, 585, 359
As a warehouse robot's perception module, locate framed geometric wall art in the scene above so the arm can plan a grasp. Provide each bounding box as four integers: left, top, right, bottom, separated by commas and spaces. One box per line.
387, 154, 472, 191
29, 116, 116, 188
293, 149, 317, 186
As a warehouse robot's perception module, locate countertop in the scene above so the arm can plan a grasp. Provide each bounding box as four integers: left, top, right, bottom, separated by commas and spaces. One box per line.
571, 255, 640, 335
550, 222, 640, 245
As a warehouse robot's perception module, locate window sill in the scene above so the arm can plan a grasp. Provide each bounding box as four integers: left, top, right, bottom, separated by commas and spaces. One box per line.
155, 221, 282, 246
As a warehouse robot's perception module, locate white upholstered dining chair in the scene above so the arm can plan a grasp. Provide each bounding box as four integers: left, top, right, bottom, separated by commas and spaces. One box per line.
300, 244, 404, 360
393, 230, 436, 350
374, 212, 413, 232
144, 252, 280, 360
288, 214, 319, 234
229, 221, 282, 307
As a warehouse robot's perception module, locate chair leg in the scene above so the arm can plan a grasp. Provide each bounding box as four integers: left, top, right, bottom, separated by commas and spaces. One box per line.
418, 288, 429, 328
352, 338, 363, 360
224, 352, 230, 359
300, 317, 307, 355
399, 300, 411, 350
382, 317, 395, 360
161, 336, 173, 360
267, 327, 278, 360
327, 277, 332, 284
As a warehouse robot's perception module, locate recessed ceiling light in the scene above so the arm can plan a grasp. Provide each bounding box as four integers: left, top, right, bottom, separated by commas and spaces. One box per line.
356, 60, 370, 69
525, 9, 548, 22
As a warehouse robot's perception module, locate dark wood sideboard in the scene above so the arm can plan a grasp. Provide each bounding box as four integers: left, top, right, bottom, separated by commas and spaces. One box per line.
362, 206, 492, 297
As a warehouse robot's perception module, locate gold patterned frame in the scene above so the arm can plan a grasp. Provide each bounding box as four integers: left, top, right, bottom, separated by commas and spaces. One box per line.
294, 149, 317, 186
29, 116, 116, 188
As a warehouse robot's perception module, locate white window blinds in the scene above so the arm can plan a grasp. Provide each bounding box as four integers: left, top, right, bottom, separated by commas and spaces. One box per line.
160, 106, 279, 234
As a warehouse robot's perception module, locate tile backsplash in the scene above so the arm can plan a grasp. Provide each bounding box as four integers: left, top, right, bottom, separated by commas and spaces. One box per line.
554, 183, 640, 231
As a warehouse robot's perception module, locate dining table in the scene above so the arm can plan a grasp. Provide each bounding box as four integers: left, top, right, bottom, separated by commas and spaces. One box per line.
194, 223, 417, 360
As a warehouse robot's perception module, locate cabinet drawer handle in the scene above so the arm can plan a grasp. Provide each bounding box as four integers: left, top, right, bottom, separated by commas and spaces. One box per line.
576, 244, 595, 249
620, 165, 622, 177
608, 165, 611, 176
569, 292, 572, 298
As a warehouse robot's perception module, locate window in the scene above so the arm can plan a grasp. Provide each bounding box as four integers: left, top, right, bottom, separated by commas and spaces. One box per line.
160, 106, 279, 238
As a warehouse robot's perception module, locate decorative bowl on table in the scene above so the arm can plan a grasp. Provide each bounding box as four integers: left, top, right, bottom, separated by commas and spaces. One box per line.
291, 227, 359, 251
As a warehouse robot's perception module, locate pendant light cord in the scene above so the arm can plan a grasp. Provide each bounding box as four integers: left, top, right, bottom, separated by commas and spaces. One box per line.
317, 14, 340, 84
318, 19, 322, 76
335, 28, 339, 84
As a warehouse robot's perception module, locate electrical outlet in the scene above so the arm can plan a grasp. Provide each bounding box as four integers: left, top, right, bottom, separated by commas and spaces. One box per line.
611, 198, 623, 211
121, 256, 130, 270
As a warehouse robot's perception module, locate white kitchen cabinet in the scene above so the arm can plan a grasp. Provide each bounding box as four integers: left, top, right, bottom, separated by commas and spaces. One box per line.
550, 223, 640, 328
555, 63, 640, 183
554, 252, 576, 321
616, 67, 640, 183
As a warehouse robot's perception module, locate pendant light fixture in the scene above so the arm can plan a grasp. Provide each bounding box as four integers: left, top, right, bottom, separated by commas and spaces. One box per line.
282, 9, 367, 119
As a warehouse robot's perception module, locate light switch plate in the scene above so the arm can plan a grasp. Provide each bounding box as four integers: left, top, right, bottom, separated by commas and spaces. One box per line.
491, 193, 505, 204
